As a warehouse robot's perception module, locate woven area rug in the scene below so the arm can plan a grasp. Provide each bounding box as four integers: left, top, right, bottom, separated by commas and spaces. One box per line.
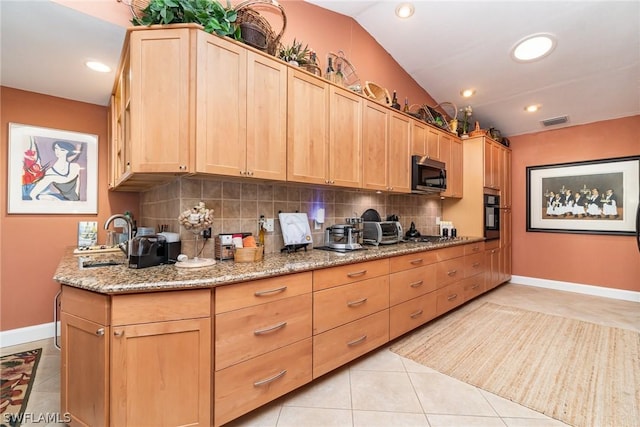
1, 348, 41, 427
390, 302, 640, 427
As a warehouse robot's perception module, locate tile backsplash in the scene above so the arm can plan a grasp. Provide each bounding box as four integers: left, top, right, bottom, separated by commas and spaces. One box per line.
140, 177, 441, 258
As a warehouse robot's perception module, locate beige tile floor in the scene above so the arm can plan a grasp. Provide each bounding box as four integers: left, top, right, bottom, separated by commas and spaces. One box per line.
2, 283, 638, 427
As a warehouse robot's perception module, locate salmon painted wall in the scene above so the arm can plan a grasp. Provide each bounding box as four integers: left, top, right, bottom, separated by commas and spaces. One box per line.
510, 115, 640, 292
0, 87, 139, 332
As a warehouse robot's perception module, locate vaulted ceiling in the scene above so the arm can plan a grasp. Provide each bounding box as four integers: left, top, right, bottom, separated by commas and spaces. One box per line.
2, 1, 638, 137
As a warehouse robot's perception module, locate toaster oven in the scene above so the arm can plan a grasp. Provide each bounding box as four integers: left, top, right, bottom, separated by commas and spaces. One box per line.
363, 221, 403, 245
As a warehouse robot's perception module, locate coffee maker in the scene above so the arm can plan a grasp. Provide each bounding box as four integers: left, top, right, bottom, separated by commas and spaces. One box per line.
128, 234, 181, 269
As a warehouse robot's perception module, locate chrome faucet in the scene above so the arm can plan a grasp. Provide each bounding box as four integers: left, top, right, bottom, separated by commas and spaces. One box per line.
104, 214, 133, 257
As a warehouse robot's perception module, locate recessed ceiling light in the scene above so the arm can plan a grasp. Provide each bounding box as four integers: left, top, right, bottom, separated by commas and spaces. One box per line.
460, 89, 476, 98
525, 104, 541, 113
85, 61, 111, 73
511, 33, 556, 62
395, 3, 415, 19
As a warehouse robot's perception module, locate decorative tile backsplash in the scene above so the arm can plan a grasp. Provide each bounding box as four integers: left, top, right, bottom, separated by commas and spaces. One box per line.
139, 177, 441, 257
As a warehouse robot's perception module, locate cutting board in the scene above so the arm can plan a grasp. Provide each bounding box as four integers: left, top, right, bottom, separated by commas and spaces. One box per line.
279, 213, 313, 246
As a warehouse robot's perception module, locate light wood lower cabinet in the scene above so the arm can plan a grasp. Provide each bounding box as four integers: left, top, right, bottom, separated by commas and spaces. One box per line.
214, 272, 313, 425
62, 242, 495, 427
313, 310, 389, 378
60, 287, 211, 427
215, 338, 313, 426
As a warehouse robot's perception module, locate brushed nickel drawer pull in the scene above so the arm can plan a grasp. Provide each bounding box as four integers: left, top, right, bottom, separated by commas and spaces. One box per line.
347, 335, 367, 346
254, 286, 288, 296
410, 309, 424, 319
253, 369, 287, 387
96, 328, 105, 336
473, 246, 480, 252
347, 270, 367, 278
447, 294, 458, 301
447, 269, 457, 276
409, 280, 424, 288
254, 321, 287, 335
471, 284, 480, 290
347, 297, 368, 307
472, 262, 481, 268
410, 259, 423, 265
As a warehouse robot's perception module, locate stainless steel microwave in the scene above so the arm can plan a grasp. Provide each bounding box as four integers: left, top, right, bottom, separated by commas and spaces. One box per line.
411, 155, 447, 194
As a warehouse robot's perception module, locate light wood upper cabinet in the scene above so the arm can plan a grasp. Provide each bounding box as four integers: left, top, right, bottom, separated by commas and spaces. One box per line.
362, 103, 410, 193
442, 136, 463, 198
328, 86, 363, 187
196, 35, 287, 180
287, 69, 330, 185
388, 111, 412, 192
362, 100, 389, 191
484, 138, 502, 190
411, 120, 440, 159
129, 28, 193, 174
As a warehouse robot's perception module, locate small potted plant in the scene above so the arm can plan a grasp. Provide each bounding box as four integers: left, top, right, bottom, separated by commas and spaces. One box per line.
278, 38, 310, 66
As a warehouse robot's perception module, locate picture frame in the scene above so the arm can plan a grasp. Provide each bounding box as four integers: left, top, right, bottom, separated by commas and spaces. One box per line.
526, 155, 640, 235
7, 123, 98, 214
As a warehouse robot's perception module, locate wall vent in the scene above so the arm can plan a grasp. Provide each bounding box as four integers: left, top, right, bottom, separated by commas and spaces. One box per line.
541, 115, 569, 127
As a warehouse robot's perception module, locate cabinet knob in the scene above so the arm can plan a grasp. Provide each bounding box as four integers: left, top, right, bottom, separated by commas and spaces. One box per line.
178, 165, 187, 171
113, 330, 124, 337
96, 328, 105, 336
330, 180, 335, 184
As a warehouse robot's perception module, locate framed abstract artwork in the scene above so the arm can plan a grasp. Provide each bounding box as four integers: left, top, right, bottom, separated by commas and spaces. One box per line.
7, 123, 98, 214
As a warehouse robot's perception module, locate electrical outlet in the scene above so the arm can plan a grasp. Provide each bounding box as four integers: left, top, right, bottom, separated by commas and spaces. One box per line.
202, 227, 212, 239
264, 218, 275, 232
435, 217, 441, 225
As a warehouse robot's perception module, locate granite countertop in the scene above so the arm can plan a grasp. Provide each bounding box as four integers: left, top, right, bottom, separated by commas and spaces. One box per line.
53, 237, 484, 294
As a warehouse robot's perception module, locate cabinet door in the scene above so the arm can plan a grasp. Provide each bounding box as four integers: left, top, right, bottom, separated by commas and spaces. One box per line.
129, 28, 192, 173
483, 139, 501, 190
426, 126, 440, 160
61, 312, 109, 427
246, 51, 288, 180
329, 86, 362, 187
388, 111, 411, 193
110, 51, 131, 187
287, 69, 329, 184
447, 137, 463, 198
501, 148, 512, 207
110, 318, 211, 427
411, 120, 427, 156
362, 100, 389, 191
439, 133, 453, 197
196, 33, 247, 176
484, 246, 501, 290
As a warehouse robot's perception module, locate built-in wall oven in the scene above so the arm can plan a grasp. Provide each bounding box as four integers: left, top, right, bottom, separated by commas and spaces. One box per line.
484, 193, 500, 240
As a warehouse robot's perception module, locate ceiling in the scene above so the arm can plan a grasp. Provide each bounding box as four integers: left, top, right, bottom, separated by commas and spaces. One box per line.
1, 1, 638, 137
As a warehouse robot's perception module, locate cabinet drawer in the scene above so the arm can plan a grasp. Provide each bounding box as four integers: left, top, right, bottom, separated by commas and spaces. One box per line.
61, 286, 110, 325
435, 257, 465, 288
485, 239, 500, 250
464, 252, 484, 278
389, 292, 437, 340
434, 245, 465, 262
389, 264, 437, 306
464, 242, 485, 255
313, 309, 389, 379
111, 289, 210, 326
215, 272, 312, 314
435, 282, 465, 316
462, 276, 485, 302
389, 251, 438, 273
313, 259, 389, 291
216, 294, 312, 370
214, 338, 312, 427
313, 276, 389, 334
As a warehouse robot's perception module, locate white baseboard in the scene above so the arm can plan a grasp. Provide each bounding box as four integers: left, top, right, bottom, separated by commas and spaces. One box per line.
511, 275, 640, 303
0, 321, 60, 349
